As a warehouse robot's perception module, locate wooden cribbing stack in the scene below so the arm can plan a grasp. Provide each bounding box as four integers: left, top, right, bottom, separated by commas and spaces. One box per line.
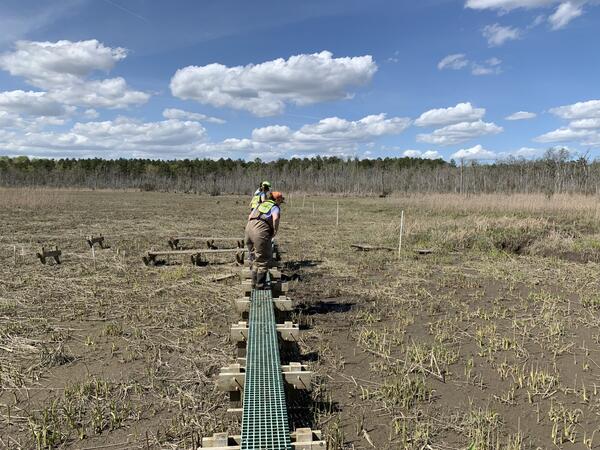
142, 248, 247, 266
168, 236, 244, 250
36, 246, 62, 265
86, 235, 109, 249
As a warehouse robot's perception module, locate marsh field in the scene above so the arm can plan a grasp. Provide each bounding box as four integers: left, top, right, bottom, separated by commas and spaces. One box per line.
1, 189, 600, 449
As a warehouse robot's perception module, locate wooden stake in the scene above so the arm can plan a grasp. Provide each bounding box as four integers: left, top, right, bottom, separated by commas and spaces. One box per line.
302, 195, 306, 208
398, 210, 405, 258
312, 202, 315, 215
91, 245, 96, 270
336, 201, 340, 227
13, 245, 17, 266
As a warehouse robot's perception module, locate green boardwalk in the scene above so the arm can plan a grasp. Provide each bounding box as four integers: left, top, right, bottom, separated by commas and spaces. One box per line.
241, 288, 292, 450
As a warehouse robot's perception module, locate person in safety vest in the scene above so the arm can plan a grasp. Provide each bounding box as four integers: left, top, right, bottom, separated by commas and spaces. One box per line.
245, 191, 284, 289
249, 181, 271, 211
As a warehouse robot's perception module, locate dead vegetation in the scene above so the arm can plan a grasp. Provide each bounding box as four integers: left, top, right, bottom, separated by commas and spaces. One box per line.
1, 190, 600, 449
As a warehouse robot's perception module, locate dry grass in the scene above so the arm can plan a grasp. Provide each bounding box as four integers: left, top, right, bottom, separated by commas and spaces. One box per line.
1, 190, 600, 449
388, 192, 600, 216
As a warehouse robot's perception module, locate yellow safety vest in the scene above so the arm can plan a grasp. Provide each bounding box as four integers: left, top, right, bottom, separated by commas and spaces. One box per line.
250, 191, 264, 209
250, 200, 278, 229
257, 200, 276, 214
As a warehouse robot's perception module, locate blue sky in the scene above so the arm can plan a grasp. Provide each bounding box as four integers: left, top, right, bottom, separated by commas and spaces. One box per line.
0, 0, 599, 161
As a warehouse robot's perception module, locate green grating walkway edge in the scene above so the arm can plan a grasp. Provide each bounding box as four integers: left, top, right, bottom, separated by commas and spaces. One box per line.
241, 288, 292, 450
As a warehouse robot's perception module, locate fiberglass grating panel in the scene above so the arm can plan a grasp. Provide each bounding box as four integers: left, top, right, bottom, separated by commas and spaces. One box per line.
241, 287, 292, 450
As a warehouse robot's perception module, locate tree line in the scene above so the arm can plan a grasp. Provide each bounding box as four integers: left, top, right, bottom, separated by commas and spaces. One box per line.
1, 149, 598, 196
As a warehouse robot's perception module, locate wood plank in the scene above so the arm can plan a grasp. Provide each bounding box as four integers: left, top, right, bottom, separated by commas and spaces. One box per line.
147, 248, 247, 257
170, 237, 242, 241
350, 243, 395, 251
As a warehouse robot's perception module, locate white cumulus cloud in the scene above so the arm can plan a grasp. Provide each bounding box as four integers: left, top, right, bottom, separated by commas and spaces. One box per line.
569, 118, 600, 129
537, 99, 600, 147
451, 144, 497, 160
252, 114, 411, 148
415, 102, 486, 127
0, 39, 149, 110
0, 90, 74, 116
170, 51, 377, 116
482, 24, 522, 46
505, 111, 537, 120
50, 78, 149, 109
417, 120, 503, 146
466, 0, 559, 11
162, 108, 225, 124
535, 127, 597, 143
550, 99, 600, 119
0, 39, 126, 88
402, 150, 442, 159
0, 113, 410, 159
0, 117, 208, 158
465, 0, 594, 30
497, 147, 546, 159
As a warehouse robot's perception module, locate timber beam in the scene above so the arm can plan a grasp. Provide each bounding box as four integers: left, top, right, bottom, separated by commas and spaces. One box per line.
231, 320, 299, 343
234, 295, 293, 314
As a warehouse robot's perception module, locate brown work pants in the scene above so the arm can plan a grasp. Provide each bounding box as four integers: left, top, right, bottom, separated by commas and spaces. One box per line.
244, 219, 273, 275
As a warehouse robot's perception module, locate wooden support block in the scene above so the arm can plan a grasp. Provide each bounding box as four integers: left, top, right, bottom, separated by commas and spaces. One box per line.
274, 296, 294, 311
269, 268, 282, 280
142, 254, 156, 266
200, 433, 241, 449
241, 280, 253, 296
190, 253, 208, 266
167, 237, 180, 250
217, 364, 245, 392
226, 407, 243, 418
86, 235, 108, 249
278, 321, 300, 341
234, 298, 251, 313
230, 321, 248, 342
37, 246, 61, 265
291, 429, 326, 449
240, 268, 252, 281
282, 363, 312, 390
272, 281, 289, 298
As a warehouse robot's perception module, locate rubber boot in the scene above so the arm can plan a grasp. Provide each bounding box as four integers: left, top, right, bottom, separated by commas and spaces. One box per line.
256, 271, 268, 289
251, 269, 257, 289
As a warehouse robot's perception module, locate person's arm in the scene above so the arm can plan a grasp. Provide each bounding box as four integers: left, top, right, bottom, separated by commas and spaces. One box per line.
272, 208, 280, 236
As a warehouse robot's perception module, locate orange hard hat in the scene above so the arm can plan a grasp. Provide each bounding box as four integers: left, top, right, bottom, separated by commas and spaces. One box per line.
271, 191, 285, 203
